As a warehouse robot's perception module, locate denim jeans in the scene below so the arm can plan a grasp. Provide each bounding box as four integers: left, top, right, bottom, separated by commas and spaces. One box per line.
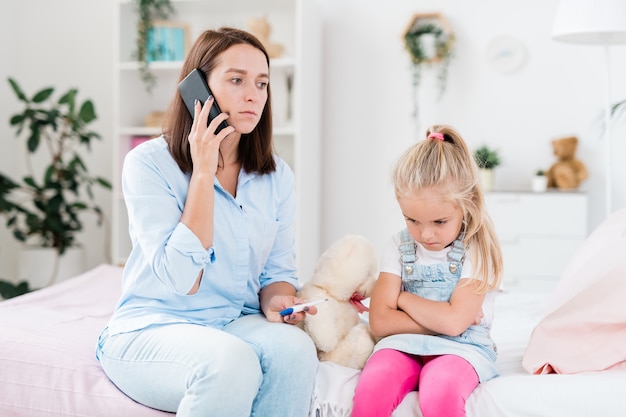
96, 314, 318, 417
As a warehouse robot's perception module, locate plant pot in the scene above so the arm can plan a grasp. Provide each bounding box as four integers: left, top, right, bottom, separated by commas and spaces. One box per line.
18, 247, 85, 289
532, 175, 548, 192
479, 168, 494, 191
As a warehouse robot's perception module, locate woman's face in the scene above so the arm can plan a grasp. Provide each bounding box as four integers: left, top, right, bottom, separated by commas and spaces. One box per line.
207, 43, 269, 135
397, 186, 464, 252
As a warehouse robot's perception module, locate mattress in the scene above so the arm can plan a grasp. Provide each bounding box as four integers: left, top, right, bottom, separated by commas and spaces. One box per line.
1, 264, 625, 417
313, 288, 626, 417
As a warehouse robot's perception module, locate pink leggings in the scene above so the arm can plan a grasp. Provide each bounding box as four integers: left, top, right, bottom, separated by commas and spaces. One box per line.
351, 349, 479, 417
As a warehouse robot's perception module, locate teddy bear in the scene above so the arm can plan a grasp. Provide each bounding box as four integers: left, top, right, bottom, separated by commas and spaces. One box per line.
546, 136, 588, 190
299, 234, 379, 370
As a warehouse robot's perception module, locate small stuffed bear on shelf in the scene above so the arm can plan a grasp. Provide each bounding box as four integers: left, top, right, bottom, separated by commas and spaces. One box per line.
546, 136, 588, 190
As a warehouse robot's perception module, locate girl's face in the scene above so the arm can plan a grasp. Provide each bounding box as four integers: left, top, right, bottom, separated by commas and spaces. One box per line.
397, 186, 464, 252
207, 43, 269, 134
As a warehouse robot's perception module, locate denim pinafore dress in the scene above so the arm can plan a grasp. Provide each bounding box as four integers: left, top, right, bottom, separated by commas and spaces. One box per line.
372, 229, 499, 382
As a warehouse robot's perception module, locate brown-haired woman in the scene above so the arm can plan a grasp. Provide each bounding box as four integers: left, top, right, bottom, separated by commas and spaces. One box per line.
97, 28, 318, 417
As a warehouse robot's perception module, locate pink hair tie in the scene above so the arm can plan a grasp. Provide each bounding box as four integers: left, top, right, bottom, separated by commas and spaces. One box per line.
428, 132, 445, 141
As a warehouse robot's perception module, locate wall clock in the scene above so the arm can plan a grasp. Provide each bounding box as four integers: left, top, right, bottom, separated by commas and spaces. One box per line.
486, 35, 527, 74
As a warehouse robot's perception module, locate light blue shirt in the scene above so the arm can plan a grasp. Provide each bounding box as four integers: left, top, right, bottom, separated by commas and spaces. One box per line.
106, 136, 299, 335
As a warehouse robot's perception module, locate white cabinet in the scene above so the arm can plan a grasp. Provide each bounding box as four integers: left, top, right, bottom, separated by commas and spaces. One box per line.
485, 191, 588, 289
112, 0, 322, 279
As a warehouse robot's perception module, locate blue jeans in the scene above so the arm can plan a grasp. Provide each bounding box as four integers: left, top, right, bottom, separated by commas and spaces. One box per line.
96, 314, 318, 417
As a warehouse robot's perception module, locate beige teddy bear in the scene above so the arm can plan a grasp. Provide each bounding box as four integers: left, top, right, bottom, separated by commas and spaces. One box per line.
299, 235, 379, 370
546, 136, 588, 189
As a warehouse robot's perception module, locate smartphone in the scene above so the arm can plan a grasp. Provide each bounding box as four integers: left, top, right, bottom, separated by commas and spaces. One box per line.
177, 68, 229, 134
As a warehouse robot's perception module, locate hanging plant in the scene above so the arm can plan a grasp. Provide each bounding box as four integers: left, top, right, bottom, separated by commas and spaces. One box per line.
403, 13, 454, 130
133, 0, 175, 93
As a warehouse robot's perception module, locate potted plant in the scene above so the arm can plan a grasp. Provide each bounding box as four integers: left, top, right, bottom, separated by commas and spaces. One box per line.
133, 0, 175, 93
0, 277, 31, 300
532, 169, 548, 192
0, 78, 112, 288
473, 145, 501, 191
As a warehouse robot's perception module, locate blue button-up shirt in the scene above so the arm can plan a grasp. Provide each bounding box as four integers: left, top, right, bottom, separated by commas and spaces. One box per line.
106, 137, 299, 335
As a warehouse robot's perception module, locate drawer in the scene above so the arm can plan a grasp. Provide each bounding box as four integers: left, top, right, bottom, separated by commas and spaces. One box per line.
500, 237, 585, 282
486, 192, 587, 238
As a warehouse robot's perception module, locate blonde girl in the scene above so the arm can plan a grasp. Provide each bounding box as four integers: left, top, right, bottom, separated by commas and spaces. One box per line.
351, 125, 503, 417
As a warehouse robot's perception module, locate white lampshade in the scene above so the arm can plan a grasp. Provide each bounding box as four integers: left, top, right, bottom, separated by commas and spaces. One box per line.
553, 0, 626, 44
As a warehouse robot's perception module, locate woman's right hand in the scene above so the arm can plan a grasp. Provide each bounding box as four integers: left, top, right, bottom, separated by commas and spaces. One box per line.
188, 96, 234, 175
181, 97, 235, 249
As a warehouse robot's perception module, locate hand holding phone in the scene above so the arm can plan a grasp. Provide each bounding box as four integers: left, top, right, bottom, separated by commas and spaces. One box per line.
178, 68, 229, 134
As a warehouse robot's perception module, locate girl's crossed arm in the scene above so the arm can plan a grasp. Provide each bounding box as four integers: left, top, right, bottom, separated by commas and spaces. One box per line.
397, 278, 485, 337
368, 272, 436, 338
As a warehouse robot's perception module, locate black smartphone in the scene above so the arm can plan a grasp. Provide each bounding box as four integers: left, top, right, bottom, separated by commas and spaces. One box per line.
177, 68, 229, 134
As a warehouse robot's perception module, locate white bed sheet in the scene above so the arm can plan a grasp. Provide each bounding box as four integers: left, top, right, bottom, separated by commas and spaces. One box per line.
2, 265, 625, 417
312, 288, 626, 417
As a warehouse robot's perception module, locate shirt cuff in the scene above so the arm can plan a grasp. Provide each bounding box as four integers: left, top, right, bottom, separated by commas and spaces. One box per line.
170, 222, 215, 267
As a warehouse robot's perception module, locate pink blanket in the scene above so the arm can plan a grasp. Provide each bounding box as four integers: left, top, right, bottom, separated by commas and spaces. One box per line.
0, 264, 171, 416
522, 207, 626, 374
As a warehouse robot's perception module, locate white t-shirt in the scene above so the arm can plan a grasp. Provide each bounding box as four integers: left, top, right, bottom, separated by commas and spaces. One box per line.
379, 234, 500, 328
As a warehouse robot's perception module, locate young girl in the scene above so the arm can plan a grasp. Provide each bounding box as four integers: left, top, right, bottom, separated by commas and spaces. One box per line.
351, 125, 503, 417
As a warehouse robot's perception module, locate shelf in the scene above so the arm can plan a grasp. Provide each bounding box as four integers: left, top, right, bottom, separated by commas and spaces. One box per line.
112, 0, 322, 278
118, 126, 162, 136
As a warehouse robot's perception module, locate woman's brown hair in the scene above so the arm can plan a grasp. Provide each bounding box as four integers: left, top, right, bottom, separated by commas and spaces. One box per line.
163, 27, 275, 174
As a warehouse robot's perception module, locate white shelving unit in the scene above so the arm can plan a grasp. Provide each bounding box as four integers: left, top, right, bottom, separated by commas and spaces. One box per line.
112, 0, 322, 280
485, 190, 588, 291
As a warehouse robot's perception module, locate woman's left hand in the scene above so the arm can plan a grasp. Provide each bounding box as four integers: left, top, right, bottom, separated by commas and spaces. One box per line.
266, 295, 318, 325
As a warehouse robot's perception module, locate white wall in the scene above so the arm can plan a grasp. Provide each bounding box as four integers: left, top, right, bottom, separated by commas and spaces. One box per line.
317, 0, 626, 256
0, 2, 18, 281
1, 0, 625, 280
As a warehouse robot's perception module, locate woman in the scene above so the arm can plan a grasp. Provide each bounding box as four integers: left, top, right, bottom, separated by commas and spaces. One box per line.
97, 28, 318, 417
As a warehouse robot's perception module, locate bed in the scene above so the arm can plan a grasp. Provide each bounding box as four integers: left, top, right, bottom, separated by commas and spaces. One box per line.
2, 209, 626, 416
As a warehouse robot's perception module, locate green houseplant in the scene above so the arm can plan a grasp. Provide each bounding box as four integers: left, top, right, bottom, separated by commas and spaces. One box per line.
473, 145, 501, 191
0, 278, 31, 300
133, 0, 175, 93
0, 77, 112, 288
473, 145, 501, 170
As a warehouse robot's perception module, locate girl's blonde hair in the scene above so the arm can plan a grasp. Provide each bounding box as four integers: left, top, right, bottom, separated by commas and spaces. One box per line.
393, 125, 503, 293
